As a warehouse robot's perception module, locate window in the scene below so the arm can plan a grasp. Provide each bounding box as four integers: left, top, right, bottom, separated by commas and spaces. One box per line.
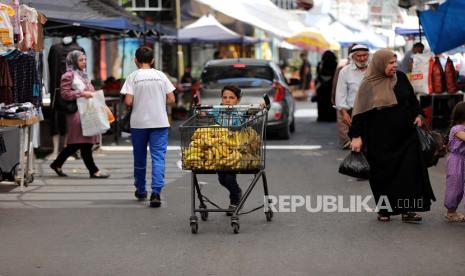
201, 65, 275, 89
119, 0, 167, 11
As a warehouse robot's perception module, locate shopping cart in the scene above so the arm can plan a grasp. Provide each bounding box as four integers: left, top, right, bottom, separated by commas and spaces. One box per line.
179, 97, 272, 234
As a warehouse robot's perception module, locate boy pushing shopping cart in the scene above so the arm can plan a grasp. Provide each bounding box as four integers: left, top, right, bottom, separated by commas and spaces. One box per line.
179, 85, 272, 234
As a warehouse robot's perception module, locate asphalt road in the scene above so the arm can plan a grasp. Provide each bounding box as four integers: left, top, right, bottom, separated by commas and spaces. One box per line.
0, 101, 464, 276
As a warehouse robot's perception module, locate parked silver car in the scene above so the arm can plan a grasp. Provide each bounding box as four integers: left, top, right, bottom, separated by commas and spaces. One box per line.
195, 59, 296, 139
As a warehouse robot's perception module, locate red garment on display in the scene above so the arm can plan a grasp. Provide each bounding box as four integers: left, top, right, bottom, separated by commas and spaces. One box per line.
445, 57, 457, 94
431, 57, 445, 94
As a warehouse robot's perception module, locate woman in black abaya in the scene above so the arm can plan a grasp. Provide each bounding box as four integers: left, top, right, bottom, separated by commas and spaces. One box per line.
349, 49, 435, 222
315, 50, 337, 122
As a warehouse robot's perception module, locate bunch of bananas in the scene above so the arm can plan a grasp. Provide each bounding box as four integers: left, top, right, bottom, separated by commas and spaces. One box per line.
183, 126, 261, 170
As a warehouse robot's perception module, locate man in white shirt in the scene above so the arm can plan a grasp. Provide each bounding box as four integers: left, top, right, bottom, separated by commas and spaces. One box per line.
398, 42, 424, 73
120, 46, 176, 207
335, 44, 369, 148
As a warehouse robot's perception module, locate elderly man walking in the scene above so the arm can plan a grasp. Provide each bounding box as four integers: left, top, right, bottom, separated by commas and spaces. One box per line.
335, 44, 370, 149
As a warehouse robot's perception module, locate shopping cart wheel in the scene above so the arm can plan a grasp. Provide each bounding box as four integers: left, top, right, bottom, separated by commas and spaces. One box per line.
231, 221, 240, 234
199, 204, 208, 221
190, 216, 199, 234
190, 222, 198, 234
200, 211, 208, 221
265, 210, 273, 222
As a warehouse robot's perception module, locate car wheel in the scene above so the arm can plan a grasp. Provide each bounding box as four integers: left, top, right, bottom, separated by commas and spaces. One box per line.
278, 122, 291, 140
290, 115, 295, 133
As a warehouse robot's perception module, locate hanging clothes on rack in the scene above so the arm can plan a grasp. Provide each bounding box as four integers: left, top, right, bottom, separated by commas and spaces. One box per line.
0, 56, 12, 104
34, 11, 46, 52
18, 4, 38, 52
9, 0, 21, 44
0, 3, 14, 47
4, 49, 40, 106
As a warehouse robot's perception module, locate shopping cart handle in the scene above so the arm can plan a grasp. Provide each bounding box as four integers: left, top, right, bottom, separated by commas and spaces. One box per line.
263, 94, 271, 111
192, 95, 200, 106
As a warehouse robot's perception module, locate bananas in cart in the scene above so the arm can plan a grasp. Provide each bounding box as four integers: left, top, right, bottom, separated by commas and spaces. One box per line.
183, 126, 261, 170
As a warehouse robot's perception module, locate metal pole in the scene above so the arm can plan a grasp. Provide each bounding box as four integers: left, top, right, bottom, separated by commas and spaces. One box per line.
175, 0, 184, 80
416, 9, 422, 43
121, 35, 126, 79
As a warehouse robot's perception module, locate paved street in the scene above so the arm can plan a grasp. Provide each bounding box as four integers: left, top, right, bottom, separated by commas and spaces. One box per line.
1, 101, 464, 276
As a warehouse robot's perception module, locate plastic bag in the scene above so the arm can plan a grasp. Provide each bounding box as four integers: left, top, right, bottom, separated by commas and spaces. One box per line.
410, 54, 433, 94
416, 126, 438, 167
104, 105, 115, 124
338, 151, 370, 179
77, 90, 110, 137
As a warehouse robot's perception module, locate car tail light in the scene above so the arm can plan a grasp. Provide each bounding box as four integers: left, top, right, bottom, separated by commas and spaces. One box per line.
232, 64, 246, 68
273, 81, 285, 102
274, 111, 282, 120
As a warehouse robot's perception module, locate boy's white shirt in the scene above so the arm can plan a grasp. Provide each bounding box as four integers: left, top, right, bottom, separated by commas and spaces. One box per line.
120, 68, 175, 129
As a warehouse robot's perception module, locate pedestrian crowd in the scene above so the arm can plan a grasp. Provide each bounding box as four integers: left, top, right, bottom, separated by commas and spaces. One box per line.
46, 44, 465, 224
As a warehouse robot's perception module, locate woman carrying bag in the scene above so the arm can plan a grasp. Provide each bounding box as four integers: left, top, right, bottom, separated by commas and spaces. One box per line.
349, 49, 435, 222
50, 50, 109, 179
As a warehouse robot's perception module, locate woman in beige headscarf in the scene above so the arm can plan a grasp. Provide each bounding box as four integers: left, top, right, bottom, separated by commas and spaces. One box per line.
349, 49, 435, 222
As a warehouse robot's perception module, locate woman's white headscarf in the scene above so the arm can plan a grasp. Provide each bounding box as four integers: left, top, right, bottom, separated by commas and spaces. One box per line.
66, 50, 89, 81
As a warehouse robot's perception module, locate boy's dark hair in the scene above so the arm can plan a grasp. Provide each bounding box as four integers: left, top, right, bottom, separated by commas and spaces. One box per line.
135, 46, 154, 64
221, 85, 241, 99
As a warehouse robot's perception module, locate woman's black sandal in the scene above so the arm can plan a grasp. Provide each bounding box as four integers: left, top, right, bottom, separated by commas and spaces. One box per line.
50, 164, 68, 177
402, 212, 422, 222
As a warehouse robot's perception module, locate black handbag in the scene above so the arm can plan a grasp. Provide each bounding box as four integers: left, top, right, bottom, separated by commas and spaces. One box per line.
52, 88, 78, 114
338, 151, 370, 179
57, 98, 78, 114
119, 108, 132, 133
416, 126, 439, 167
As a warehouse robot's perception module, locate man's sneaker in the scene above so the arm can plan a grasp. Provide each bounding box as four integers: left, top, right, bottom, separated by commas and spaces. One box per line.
134, 191, 147, 201
150, 193, 161, 208
226, 204, 237, 216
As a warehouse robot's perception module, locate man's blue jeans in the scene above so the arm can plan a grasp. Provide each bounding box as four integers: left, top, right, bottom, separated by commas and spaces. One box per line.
131, 128, 168, 195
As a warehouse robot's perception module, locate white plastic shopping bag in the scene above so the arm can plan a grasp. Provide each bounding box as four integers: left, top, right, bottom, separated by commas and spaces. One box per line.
77, 90, 110, 136
410, 53, 433, 94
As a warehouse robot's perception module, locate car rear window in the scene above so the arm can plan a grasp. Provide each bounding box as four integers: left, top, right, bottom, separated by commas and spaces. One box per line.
201, 65, 274, 88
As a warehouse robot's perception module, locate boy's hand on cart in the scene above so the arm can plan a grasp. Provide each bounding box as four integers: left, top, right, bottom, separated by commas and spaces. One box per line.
262, 94, 271, 110
82, 91, 93, 98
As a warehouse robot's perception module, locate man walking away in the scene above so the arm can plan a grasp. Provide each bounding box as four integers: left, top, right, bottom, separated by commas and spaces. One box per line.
398, 42, 424, 73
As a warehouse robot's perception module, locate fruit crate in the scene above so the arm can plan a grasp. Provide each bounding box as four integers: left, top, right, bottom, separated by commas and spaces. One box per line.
179, 105, 267, 173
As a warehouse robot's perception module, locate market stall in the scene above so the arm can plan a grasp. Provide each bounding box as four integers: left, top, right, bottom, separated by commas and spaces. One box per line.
408, 0, 465, 131
0, 2, 44, 190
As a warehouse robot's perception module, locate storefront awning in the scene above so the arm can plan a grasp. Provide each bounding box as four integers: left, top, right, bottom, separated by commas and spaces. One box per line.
30, 0, 157, 36
163, 14, 258, 44
419, 0, 465, 53
195, 0, 305, 38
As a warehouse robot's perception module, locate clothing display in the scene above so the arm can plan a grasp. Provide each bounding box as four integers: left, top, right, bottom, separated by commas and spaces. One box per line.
0, 56, 12, 104
18, 5, 38, 51
4, 49, 40, 106
0, 3, 14, 46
